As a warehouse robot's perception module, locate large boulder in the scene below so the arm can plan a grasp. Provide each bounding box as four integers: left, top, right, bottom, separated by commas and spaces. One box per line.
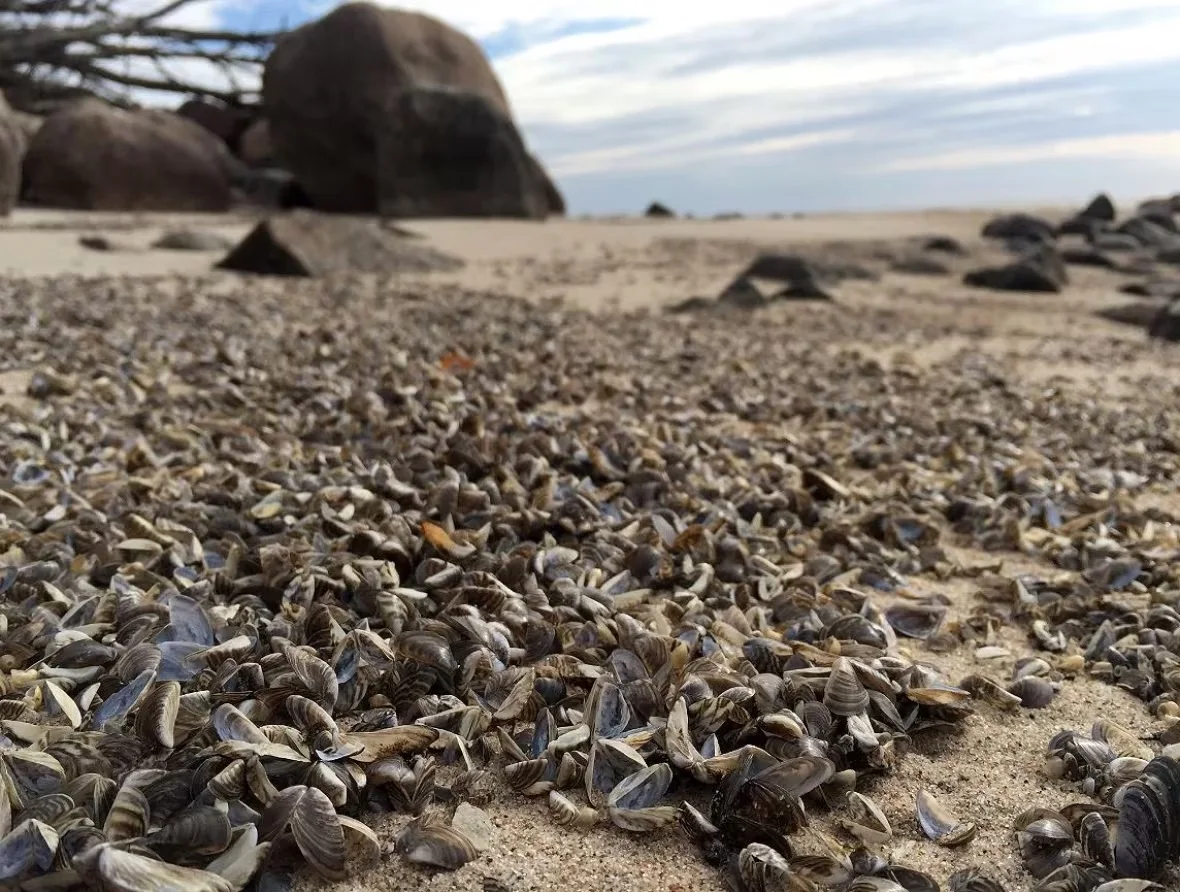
23, 101, 236, 211
0, 117, 23, 215
263, 2, 557, 216
0, 95, 25, 214
532, 156, 565, 216
0, 92, 42, 150
373, 86, 547, 219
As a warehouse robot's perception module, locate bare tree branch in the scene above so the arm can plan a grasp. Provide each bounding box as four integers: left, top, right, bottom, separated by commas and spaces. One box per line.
0, 0, 279, 111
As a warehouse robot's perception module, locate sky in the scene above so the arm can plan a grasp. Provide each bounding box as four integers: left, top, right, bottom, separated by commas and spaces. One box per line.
137, 0, 1180, 215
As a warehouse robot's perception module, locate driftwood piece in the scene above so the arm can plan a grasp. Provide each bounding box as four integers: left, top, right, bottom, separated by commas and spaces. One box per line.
0, 0, 277, 111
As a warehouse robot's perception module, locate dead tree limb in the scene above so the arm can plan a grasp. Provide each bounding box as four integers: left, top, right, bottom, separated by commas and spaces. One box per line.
0, 0, 279, 112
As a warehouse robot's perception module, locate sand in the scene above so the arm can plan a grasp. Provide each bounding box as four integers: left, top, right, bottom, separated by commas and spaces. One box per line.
0, 205, 1170, 892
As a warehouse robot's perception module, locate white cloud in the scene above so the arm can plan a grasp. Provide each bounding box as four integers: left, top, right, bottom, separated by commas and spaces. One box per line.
553, 127, 858, 177
125, 0, 1180, 212
366, 0, 825, 39
879, 132, 1180, 173
368, 0, 1180, 192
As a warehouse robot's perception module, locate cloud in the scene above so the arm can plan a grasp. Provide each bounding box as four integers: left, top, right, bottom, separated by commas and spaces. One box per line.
879, 133, 1180, 173
182, 0, 1180, 213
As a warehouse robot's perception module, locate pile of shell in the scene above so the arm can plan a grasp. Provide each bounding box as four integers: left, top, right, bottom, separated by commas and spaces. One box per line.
0, 506, 983, 890
2, 271, 1180, 890
1010, 728, 1180, 892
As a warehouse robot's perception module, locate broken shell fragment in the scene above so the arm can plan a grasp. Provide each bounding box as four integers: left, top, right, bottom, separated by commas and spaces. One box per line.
916, 790, 977, 847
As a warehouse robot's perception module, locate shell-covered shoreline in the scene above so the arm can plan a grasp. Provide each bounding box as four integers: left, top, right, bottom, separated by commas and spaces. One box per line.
0, 264, 1178, 892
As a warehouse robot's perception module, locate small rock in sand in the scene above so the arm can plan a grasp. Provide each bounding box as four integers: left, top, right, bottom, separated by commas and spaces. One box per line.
217, 209, 463, 277
1118, 216, 1179, 249
963, 244, 1065, 293
1078, 192, 1116, 222
1137, 199, 1179, 230
1119, 280, 1180, 299
1092, 233, 1142, 253
734, 251, 834, 300
1058, 192, 1117, 236
1149, 298, 1180, 341
452, 803, 494, 851
78, 234, 139, 252
152, 228, 235, 251
981, 213, 1055, 244
718, 276, 769, 308
1096, 300, 1167, 330
1060, 247, 1118, 269
919, 235, 966, 255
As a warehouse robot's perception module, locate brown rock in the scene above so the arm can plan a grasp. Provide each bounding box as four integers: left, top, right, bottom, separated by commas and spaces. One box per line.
533, 156, 565, 216
373, 87, 548, 219
0, 93, 26, 214
666, 295, 715, 313
1119, 280, 1180, 299
238, 118, 274, 167
177, 99, 253, 150
23, 101, 235, 211
1096, 300, 1166, 329
152, 229, 236, 251
0, 115, 23, 215
265, 2, 550, 214
1, 98, 41, 148
216, 209, 465, 276
78, 234, 141, 252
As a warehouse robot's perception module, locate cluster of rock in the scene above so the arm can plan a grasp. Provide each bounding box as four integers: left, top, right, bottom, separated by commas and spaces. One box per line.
972, 191, 1180, 342
0, 3, 563, 220
671, 236, 966, 312
665, 192, 1180, 346
76, 211, 467, 279
964, 193, 1180, 341
952, 191, 1180, 296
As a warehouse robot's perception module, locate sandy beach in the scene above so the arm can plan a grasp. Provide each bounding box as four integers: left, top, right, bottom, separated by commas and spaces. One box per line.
1, 205, 1178, 892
